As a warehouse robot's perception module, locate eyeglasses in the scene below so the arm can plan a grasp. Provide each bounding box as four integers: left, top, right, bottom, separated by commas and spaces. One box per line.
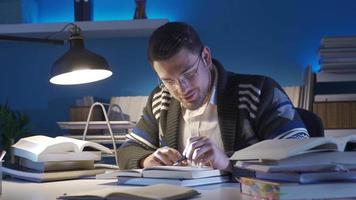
161, 54, 201, 88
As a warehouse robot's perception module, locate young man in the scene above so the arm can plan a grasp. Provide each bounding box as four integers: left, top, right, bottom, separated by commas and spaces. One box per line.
118, 22, 309, 171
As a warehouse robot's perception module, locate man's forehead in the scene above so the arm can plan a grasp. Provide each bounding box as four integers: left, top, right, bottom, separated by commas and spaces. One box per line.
153, 49, 197, 75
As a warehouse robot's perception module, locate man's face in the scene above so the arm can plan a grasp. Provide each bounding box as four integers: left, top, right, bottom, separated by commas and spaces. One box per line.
153, 47, 212, 110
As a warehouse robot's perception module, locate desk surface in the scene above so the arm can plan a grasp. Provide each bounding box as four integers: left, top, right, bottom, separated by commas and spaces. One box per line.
2, 178, 243, 200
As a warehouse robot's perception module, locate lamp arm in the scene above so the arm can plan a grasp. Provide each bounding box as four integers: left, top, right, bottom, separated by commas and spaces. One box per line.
0, 35, 64, 45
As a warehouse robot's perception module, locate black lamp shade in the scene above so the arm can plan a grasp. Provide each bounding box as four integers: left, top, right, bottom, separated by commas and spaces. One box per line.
49, 37, 112, 85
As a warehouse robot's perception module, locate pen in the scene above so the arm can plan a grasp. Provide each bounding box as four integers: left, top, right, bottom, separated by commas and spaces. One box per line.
173, 155, 187, 166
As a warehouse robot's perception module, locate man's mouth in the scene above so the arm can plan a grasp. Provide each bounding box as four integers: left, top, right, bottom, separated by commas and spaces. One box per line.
182, 91, 196, 103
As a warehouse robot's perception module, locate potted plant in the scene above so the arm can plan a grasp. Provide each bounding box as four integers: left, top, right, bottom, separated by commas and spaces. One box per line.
0, 102, 30, 161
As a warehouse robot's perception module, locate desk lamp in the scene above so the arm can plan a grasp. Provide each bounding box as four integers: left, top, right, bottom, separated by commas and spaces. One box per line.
0, 23, 113, 85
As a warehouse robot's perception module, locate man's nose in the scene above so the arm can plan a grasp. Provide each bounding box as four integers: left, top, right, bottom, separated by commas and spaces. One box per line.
176, 78, 190, 93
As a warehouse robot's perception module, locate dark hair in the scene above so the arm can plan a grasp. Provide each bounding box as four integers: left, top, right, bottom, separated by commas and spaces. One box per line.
148, 22, 203, 64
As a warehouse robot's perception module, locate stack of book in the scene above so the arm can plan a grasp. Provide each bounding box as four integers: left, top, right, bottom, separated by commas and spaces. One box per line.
3, 135, 113, 182
318, 36, 356, 82
97, 165, 231, 187
230, 136, 356, 199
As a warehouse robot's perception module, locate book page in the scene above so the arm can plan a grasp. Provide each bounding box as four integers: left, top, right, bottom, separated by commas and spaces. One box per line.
55, 136, 112, 154
142, 166, 224, 179
99, 168, 143, 178
12, 136, 76, 161
145, 165, 213, 171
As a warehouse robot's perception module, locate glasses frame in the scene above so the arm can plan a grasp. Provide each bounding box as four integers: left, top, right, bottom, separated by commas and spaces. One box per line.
160, 52, 203, 89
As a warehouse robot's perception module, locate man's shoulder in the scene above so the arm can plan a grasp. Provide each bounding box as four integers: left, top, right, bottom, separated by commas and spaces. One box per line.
149, 85, 171, 97
227, 72, 276, 90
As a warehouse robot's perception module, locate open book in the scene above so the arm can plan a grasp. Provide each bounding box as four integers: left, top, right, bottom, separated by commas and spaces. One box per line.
57, 184, 200, 200
97, 165, 226, 179
12, 135, 112, 162
230, 135, 356, 161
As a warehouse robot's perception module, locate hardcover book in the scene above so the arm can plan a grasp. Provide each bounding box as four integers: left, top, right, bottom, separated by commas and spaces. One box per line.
117, 175, 231, 187
97, 165, 226, 179
2, 164, 105, 182
18, 157, 94, 172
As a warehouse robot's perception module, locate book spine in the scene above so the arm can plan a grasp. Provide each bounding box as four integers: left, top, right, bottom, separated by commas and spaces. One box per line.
239, 177, 281, 200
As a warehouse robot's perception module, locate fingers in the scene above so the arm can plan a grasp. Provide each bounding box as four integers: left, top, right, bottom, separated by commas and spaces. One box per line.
153, 147, 181, 166
183, 136, 210, 160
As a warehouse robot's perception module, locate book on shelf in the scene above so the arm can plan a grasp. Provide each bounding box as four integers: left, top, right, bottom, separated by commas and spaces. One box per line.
316, 71, 356, 82
319, 47, 356, 53
117, 175, 231, 187
12, 135, 112, 162
17, 157, 94, 172
229, 135, 356, 162
97, 165, 227, 179
57, 183, 200, 200
239, 176, 356, 200
320, 36, 356, 48
2, 164, 106, 182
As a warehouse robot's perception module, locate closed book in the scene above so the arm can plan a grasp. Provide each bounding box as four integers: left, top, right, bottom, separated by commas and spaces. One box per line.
239, 177, 356, 200
12, 135, 112, 162
2, 164, 105, 182
18, 157, 94, 172
57, 183, 200, 200
117, 175, 231, 187
234, 151, 356, 173
254, 171, 356, 184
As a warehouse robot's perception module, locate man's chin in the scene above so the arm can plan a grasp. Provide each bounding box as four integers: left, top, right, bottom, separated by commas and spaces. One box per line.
182, 101, 201, 110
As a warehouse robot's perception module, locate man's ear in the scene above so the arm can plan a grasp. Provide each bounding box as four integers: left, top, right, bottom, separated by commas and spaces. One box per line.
201, 46, 212, 68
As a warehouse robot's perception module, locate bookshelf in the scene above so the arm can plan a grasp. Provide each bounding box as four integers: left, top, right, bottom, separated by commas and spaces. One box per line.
313, 94, 356, 136
0, 19, 168, 38
314, 36, 356, 136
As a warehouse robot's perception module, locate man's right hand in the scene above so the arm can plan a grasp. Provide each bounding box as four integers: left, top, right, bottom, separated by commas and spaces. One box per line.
140, 146, 182, 168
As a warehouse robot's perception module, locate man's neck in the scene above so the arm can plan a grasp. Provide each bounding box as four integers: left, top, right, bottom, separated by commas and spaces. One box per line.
203, 64, 216, 105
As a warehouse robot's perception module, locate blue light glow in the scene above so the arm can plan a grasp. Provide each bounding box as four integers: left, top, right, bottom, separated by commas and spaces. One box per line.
37, 0, 74, 22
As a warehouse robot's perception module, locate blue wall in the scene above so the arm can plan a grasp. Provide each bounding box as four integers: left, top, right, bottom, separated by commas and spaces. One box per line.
1, 0, 356, 135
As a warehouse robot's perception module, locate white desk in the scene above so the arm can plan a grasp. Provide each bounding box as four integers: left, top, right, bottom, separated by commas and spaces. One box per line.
1, 178, 242, 200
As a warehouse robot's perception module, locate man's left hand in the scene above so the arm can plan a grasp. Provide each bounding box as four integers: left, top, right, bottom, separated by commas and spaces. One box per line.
182, 136, 232, 171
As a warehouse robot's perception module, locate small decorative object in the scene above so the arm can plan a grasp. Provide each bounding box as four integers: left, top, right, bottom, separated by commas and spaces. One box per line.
0, 102, 30, 161
74, 0, 93, 21
134, 0, 147, 19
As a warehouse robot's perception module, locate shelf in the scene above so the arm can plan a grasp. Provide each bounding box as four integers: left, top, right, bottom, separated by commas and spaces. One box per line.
325, 129, 356, 137
0, 19, 168, 38
64, 134, 127, 144
57, 121, 136, 130
315, 94, 356, 102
